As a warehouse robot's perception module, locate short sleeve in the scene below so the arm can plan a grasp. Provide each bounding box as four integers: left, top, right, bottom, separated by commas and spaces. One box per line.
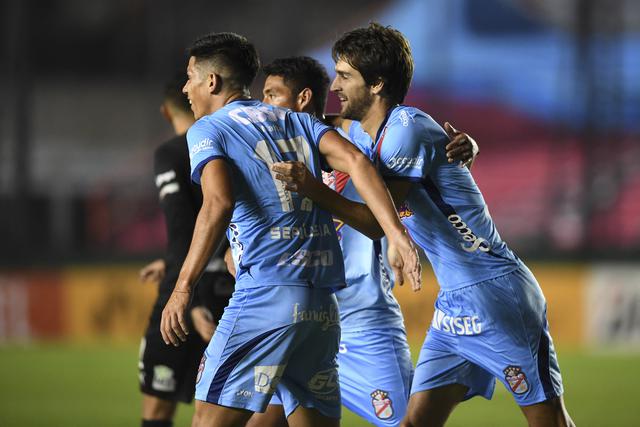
377, 118, 435, 181
300, 113, 332, 148
347, 121, 374, 160
187, 119, 226, 185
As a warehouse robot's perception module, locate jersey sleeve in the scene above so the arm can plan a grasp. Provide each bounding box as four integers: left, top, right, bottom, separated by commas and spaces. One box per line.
300, 113, 332, 148
347, 121, 374, 159
377, 118, 435, 181
154, 142, 198, 269
187, 119, 227, 185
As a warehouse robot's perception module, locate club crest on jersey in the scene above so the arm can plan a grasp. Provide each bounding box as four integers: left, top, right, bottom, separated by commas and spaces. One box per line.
504, 366, 529, 395
398, 203, 414, 219
371, 389, 394, 420
196, 355, 206, 384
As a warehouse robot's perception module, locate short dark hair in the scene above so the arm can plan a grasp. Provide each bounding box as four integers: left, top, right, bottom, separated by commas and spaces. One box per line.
263, 56, 330, 117
188, 32, 260, 91
332, 23, 414, 105
163, 72, 191, 113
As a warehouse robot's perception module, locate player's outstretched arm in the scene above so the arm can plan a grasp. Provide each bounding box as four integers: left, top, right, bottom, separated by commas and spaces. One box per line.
272, 161, 384, 240
161, 159, 234, 346
318, 130, 422, 290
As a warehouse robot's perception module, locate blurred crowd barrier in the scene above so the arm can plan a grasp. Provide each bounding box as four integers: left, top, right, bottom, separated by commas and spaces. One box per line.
0, 263, 638, 348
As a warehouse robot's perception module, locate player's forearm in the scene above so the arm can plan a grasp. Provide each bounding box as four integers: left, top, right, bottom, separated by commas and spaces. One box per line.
304, 177, 384, 240
346, 154, 406, 242
174, 200, 232, 293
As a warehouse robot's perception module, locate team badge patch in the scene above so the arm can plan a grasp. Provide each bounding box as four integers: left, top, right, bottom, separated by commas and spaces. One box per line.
398, 203, 414, 219
196, 355, 206, 384
503, 365, 529, 395
371, 389, 394, 420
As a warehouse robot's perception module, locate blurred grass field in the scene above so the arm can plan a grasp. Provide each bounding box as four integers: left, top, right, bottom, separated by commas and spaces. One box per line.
0, 343, 638, 427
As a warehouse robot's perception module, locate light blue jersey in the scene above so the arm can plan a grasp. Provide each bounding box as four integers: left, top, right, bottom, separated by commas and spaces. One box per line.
323, 129, 411, 426
323, 169, 405, 332
350, 108, 564, 406
349, 107, 521, 291
187, 99, 345, 290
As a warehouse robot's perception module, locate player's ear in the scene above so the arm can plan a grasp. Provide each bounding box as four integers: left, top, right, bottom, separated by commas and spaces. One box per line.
160, 103, 172, 123
370, 78, 384, 96
208, 73, 222, 95
297, 88, 313, 112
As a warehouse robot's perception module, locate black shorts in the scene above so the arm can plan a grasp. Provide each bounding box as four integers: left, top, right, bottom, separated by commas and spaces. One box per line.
138, 271, 234, 403
138, 300, 207, 403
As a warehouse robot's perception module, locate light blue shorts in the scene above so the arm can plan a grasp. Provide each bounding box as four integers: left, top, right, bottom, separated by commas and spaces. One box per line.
270, 328, 413, 426
195, 285, 341, 418
339, 329, 413, 426
412, 266, 564, 406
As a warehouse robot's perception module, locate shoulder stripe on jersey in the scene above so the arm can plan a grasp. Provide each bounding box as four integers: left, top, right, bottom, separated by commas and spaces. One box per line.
421, 177, 508, 260
155, 170, 176, 187
372, 107, 396, 161
159, 182, 180, 200
206, 325, 288, 403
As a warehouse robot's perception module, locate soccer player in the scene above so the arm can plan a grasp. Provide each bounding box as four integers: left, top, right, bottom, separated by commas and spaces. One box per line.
276, 24, 575, 427
159, 32, 421, 427
138, 75, 234, 427
251, 56, 477, 427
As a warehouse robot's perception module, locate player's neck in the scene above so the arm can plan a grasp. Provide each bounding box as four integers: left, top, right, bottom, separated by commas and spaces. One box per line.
208, 89, 252, 115
172, 114, 195, 135
359, 98, 393, 142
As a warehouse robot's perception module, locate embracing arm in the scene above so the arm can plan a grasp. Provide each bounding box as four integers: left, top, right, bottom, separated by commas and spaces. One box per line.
318, 130, 421, 288
161, 159, 234, 346
273, 162, 384, 240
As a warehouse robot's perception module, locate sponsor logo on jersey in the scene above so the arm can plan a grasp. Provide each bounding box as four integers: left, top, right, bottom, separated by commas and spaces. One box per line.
398, 203, 414, 219
447, 214, 491, 253
196, 355, 206, 384
270, 224, 333, 240
431, 308, 482, 335
371, 389, 394, 419
399, 110, 414, 127
292, 303, 339, 331
235, 389, 253, 399
254, 365, 286, 394
386, 156, 424, 170
308, 368, 339, 399
190, 138, 215, 156
152, 365, 176, 392
504, 366, 529, 395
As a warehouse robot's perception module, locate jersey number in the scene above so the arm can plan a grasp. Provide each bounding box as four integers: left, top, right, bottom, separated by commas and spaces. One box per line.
255, 136, 313, 212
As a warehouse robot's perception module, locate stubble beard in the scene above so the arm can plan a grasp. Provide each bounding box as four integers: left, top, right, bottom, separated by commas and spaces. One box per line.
340, 89, 373, 122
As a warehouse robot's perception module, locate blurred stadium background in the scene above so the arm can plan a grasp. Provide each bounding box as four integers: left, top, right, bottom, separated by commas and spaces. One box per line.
1, 0, 639, 426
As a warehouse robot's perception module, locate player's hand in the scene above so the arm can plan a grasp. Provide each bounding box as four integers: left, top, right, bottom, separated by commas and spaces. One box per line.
160, 288, 190, 346
190, 306, 216, 342
224, 247, 236, 278
272, 161, 318, 196
139, 259, 166, 283
444, 122, 479, 168
387, 232, 422, 292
